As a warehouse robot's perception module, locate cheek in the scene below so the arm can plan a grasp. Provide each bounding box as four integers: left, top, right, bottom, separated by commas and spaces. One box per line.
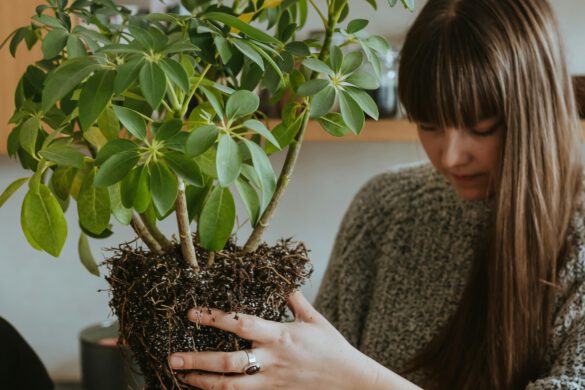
473, 138, 501, 172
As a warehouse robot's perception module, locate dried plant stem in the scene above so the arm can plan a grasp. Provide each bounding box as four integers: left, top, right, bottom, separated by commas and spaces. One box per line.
139, 213, 172, 250
175, 179, 199, 270
130, 214, 164, 255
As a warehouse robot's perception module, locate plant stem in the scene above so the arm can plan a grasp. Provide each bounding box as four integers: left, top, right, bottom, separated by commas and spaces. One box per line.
130, 214, 164, 255
242, 9, 338, 253
243, 110, 310, 253
308, 0, 328, 27
139, 213, 172, 249
175, 178, 199, 270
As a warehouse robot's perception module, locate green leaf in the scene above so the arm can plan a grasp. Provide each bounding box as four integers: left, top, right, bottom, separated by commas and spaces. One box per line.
79, 70, 115, 131
32, 14, 67, 30
339, 91, 365, 134
97, 106, 120, 140
159, 58, 189, 94
243, 120, 280, 149
67, 35, 86, 58
204, 12, 281, 44
186, 183, 211, 222
345, 87, 379, 120
297, 79, 329, 97
19, 117, 40, 156
362, 45, 382, 78
160, 39, 199, 55
42, 28, 69, 59
232, 39, 264, 71
21, 184, 67, 257
345, 71, 380, 89
83, 126, 108, 149
108, 183, 132, 225
244, 140, 276, 211
309, 85, 336, 118
140, 61, 167, 110
364, 35, 390, 54
185, 124, 219, 157
265, 119, 302, 155
318, 112, 352, 137
329, 46, 343, 73
42, 57, 101, 112
0, 177, 29, 209
7, 27, 28, 57
50, 166, 76, 200
155, 119, 183, 142
198, 186, 235, 251
94, 150, 139, 187
127, 25, 154, 50
114, 58, 144, 95
400, 0, 414, 11
40, 143, 85, 168
195, 148, 218, 178
302, 58, 334, 77
341, 51, 363, 75
149, 161, 178, 216
347, 19, 369, 34
285, 41, 310, 57
120, 166, 150, 212
112, 105, 147, 141
78, 232, 100, 276
216, 135, 242, 187
387, 0, 397, 6
96, 139, 138, 166
164, 151, 204, 187
235, 177, 260, 227
78, 169, 110, 235
214, 35, 233, 64
225, 90, 259, 118
200, 87, 224, 120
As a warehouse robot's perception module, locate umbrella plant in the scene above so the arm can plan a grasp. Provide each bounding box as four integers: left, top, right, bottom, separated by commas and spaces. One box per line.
1, 0, 413, 387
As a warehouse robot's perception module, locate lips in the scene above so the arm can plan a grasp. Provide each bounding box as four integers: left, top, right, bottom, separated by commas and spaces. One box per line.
450, 172, 485, 182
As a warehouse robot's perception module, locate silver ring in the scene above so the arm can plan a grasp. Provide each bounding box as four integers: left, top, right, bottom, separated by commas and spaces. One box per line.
242, 349, 262, 375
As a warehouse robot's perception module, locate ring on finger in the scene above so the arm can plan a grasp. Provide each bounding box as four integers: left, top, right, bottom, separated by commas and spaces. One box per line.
242, 349, 262, 375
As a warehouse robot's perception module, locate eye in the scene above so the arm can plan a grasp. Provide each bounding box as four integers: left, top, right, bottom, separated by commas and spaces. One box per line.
418, 123, 439, 132
470, 121, 501, 137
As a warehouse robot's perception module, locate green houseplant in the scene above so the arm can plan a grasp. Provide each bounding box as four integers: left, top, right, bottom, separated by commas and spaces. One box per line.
1, 0, 412, 387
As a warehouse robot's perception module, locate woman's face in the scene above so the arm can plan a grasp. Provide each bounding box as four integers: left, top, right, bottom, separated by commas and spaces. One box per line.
417, 118, 502, 201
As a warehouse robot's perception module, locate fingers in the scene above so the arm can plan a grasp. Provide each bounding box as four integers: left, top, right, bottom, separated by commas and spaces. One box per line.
169, 349, 263, 373
287, 291, 321, 323
188, 308, 278, 344
178, 371, 263, 390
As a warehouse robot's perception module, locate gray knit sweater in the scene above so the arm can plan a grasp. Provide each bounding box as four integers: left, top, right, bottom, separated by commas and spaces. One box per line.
314, 163, 585, 389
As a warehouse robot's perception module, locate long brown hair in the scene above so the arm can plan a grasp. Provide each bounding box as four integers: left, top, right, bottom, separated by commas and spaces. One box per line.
397, 0, 583, 388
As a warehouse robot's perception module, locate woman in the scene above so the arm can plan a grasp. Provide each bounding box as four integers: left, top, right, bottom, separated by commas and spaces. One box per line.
168, 0, 585, 388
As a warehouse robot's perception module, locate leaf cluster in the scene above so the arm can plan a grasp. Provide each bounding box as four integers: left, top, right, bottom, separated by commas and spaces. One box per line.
0, 0, 412, 273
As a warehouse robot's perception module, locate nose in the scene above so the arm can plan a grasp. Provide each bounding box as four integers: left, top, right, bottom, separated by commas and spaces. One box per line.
441, 129, 471, 169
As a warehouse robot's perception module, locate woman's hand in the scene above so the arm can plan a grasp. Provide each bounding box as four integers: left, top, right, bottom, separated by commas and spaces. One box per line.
167, 291, 381, 390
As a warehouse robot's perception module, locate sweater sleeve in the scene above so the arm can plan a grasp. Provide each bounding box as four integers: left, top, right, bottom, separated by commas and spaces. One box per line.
313, 174, 389, 347
525, 261, 585, 389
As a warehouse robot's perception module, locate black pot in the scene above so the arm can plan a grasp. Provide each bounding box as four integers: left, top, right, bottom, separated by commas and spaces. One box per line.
79, 320, 144, 390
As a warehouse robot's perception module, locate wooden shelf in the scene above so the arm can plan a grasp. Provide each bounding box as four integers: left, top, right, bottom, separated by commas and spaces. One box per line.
302, 119, 585, 142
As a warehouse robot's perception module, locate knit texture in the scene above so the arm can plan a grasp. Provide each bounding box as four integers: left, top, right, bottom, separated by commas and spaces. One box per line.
314, 163, 585, 389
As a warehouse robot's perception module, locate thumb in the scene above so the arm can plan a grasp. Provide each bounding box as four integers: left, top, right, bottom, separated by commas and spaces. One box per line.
287, 291, 323, 323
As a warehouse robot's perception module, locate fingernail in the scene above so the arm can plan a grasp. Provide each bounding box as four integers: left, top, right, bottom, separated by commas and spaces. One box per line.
169, 355, 184, 368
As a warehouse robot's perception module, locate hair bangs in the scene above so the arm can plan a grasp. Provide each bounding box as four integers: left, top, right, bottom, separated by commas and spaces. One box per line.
398, 16, 503, 129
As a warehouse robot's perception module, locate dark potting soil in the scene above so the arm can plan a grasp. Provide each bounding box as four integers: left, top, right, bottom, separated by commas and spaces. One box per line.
104, 237, 312, 389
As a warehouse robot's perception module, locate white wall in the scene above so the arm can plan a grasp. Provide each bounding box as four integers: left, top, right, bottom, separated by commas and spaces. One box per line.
1, 0, 584, 382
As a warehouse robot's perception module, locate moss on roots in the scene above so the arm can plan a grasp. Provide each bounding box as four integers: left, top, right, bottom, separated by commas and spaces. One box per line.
105, 237, 312, 389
